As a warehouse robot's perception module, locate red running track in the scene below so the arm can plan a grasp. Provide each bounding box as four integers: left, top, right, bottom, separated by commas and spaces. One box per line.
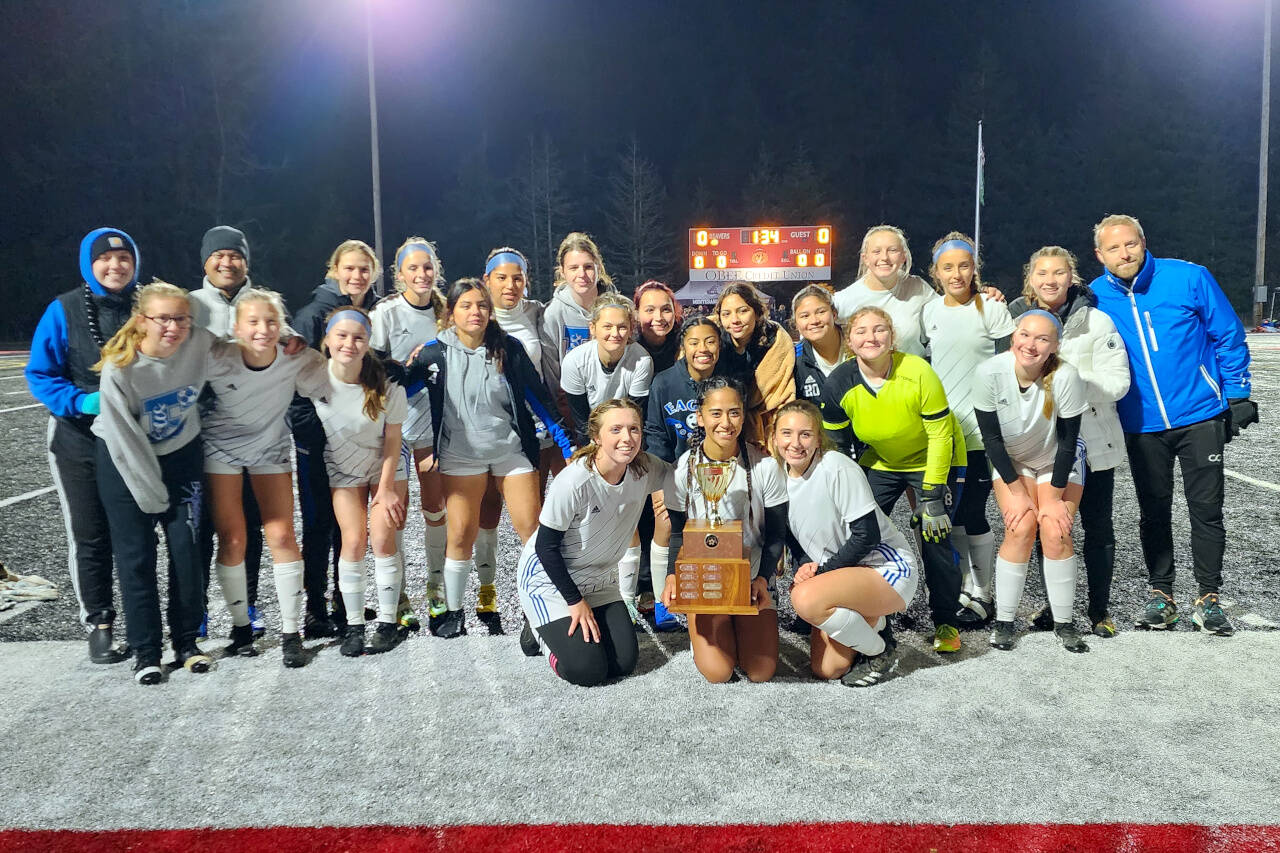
2, 823, 1279, 852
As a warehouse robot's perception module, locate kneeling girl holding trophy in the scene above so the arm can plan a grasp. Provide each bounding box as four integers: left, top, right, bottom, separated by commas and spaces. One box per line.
662, 377, 789, 683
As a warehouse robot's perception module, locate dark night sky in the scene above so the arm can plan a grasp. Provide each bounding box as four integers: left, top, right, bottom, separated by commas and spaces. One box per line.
1, 0, 1272, 338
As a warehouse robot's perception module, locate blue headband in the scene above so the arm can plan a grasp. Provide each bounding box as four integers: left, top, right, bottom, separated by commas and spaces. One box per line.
395, 242, 437, 271
326, 309, 372, 335
485, 251, 527, 276
1019, 308, 1064, 336
932, 239, 975, 264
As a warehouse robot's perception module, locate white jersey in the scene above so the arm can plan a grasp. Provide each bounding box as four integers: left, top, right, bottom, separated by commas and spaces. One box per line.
973, 352, 1088, 472
494, 299, 548, 382
370, 293, 440, 446
786, 451, 913, 579
517, 454, 672, 626
202, 345, 329, 470
560, 341, 653, 406
921, 297, 1016, 450
309, 361, 409, 484
831, 274, 938, 357
667, 443, 788, 578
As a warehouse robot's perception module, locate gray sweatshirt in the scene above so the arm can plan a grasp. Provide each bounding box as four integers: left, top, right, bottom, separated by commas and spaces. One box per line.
540, 284, 598, 390
92, 327, 215, 514
436, 328, 523, 462
190, 277, 253, 341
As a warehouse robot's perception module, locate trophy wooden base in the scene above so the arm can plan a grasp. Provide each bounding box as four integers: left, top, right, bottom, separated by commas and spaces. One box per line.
669, 519, 758, 616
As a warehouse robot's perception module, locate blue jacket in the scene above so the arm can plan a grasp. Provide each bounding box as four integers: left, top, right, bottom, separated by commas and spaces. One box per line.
1089, 251, 1250, 433
26, 228, 140, 427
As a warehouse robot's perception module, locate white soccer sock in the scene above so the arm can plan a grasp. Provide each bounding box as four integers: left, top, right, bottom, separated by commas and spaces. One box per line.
649, 543, 670, 600
968, 532, 996, 602
1043, 555, 1078, 624
338, 559, 366, 626
618, 545, 642, 600
816, 608, 886, 655
444, 557, 472, 611
272, 560, 305, 634
994, 557, 1029, 622
474, 527, 498, 586
215, 561, 250, 627
423, 509, 446, 588
374, 555, 402, 625
952, 526, 972, 596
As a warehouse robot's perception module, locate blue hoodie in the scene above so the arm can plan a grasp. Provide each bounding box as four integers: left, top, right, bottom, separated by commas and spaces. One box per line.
26, 228, 141, 423
1089, 251, 1250, 433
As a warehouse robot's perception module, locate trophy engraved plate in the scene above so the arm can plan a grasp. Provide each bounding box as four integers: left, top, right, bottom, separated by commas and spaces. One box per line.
670, 455, 757, 616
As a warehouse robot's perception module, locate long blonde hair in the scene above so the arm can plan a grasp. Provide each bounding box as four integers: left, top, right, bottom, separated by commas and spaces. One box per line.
554, 231, 615, 291
391, 236, 446, 316
855, 225, 912, 283
1021, 246, 1083, 307
93, 281, 190, 371
568, 398, 651, 476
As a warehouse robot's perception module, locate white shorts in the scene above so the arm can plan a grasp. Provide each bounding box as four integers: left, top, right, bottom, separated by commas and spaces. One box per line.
516, 545, 621, 628
204, 458, 291, 476
327, 449, 411, 489
405, 437, 435, 453
439, 449, 533, 478
993, 438, 1088, 488
866, 543, 919, 609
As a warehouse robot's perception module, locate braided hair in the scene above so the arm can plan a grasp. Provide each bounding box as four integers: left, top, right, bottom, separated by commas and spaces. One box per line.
685, 376, 755, 532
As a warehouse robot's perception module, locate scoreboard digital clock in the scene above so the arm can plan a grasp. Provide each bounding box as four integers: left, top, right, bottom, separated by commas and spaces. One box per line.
688, 225, 833, 282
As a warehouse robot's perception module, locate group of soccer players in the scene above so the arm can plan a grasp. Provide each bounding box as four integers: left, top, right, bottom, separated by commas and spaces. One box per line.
25, 214, 1256, 687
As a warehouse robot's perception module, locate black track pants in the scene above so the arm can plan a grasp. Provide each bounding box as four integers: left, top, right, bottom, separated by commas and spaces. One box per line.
46, 417, 115, 626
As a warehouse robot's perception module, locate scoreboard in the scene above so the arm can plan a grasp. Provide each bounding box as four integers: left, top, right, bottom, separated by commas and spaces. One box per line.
688, 225, 833, 282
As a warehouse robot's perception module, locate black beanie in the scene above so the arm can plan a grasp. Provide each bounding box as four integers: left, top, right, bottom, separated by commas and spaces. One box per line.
201, 226, 250, 266
89, 230, 135, 263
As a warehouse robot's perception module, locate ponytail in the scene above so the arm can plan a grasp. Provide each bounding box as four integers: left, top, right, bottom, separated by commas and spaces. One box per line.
358, 351, 389, 421
1040, 352, 1061, 420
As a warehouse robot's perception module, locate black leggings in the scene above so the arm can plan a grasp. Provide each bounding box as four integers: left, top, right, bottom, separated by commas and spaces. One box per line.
953, 450, 992, 535
540, 600, 638, 687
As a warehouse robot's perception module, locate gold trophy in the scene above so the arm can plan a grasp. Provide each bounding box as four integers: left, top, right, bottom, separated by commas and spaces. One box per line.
669, 456, 757, 616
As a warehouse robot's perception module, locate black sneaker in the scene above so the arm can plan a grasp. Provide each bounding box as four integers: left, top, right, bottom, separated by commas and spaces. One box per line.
519, 616, 542, 657
436, 609, 467, 639
225, 623, 258, 657
340, 624, 366, 657
281, 633, 306, 668
841, 645, 900, 687
476, 611, 505, 636
1192, 593, 1234, 636
1055, 622, 1090, 653
1030, 606, 1054, 632
367, 622, 402, 654
1135, 589, 1179, 630
176, 645, 212, 673
953, 599, 992, 630
133, 658, 162, 685
990, 620, 1018, 651
88, 624, 129, 664
303, 611, 338, 640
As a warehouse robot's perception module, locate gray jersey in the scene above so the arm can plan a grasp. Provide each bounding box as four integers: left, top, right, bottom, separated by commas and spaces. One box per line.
92, 327, 216, 514
370, 294, 440, 445
202, 345, 329, 469
436, 328, 524, 463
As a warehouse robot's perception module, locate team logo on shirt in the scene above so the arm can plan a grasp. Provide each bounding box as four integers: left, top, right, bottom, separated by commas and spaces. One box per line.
564, 326, 590, 352
143, 385, 201, 442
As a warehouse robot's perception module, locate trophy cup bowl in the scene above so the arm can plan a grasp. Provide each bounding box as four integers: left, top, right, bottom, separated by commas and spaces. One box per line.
671, 456, 757, 616
693, 459, 735, 528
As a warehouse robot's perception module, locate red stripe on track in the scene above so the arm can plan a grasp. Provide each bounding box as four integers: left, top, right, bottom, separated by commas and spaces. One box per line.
2, 823, 1279, 852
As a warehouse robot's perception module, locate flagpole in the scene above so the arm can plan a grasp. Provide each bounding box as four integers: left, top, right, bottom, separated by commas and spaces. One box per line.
1256, 0, 1272, 327
974, 120, 984, 262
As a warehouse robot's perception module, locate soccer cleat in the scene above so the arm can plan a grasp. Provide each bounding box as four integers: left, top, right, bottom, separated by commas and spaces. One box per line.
990, 620, 1018, 651
197, 612, 209, 640
426, 584, 448, 634
436, 609, 467, 639
624, 596, 641, 626
638, 591, 656, 614
1055, 622, 1090, 653
1192, 593, 1235, 636
176, 646, 212, 674
933, 624, 961, 653
475, 584, 504, 634
367, 622, 402, 654
519, 616, 542, 657
397, 599, 421, 633
1135, 589, 1179, 630
340, 624, 366, 657
1030, 606, 1055, 632
841, 645, 900, 687
653, 601, 681, 632
248, 605, 266, 638
1092, 617, 1118, 638
88, 624, 128, 664
303, 611, 338, 640
225, 623, 258, 657
281, 633, 306, 668
134, 658, 162, 686
954, 597, 993, 629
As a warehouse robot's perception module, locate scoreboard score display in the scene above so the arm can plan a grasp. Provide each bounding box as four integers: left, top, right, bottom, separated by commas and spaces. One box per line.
688, 225, 833, 282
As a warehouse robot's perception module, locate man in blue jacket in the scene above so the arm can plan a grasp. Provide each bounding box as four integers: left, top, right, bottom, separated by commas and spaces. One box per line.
1090, 214, 1256, 636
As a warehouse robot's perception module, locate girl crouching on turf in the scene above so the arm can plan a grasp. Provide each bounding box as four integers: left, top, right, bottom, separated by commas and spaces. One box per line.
516, 399, 672, 685
93, 282, 216, 685
305, 307, 409, 657
973, 310, 1090, 653
774, 401, 917, 687
407, 278, 573, 639
662, 377, 789, 683
202, 289, 329, 666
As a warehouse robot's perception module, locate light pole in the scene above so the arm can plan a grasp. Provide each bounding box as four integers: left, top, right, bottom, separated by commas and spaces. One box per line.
366, 0, 385, 296
1256, 0, 1272, 327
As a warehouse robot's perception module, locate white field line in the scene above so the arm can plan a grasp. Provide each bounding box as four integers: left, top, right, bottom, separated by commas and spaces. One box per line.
0, 486, 55, 509
1224, 469, 1280, 492
0, 404, 41, 415
0, 374, 27, 382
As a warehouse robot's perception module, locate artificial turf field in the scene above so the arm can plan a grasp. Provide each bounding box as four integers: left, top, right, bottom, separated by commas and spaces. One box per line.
1, 340, 1278, 852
